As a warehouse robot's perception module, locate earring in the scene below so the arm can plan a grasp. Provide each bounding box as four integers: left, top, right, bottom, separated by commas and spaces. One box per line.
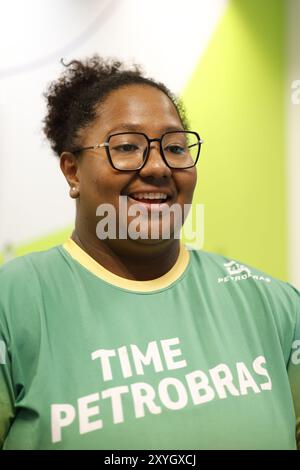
70, 186, 79, 198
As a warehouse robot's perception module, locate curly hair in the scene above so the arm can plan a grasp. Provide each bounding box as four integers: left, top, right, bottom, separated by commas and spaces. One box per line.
43, 55, 189, 157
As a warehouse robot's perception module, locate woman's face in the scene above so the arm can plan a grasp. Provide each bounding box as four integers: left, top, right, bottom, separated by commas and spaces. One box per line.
68, 84, 197, 247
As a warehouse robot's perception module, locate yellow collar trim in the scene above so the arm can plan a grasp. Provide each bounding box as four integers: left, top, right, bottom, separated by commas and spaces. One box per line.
62, 238, 190, 292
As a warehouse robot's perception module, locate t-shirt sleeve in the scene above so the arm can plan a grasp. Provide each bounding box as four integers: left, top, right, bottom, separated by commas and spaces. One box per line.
287, 284, 300, 449
0, 255, 43, 449
0, 314, 15, 449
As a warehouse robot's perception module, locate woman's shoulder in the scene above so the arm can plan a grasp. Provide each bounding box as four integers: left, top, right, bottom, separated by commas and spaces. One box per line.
188, 248, 300, 348
0, 246, 66, 316
188, 247, 300, 308
0, 246, 63, 283
0, 246, 65, 333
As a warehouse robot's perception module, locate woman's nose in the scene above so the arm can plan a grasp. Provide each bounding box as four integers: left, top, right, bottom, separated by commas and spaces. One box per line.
138, 144, 172, 178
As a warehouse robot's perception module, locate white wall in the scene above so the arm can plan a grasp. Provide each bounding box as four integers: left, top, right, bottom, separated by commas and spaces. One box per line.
0, 0, 227, 248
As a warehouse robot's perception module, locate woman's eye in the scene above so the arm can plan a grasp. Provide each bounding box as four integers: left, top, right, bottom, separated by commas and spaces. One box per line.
165, 145, 185, 155
114, 144, 139, 152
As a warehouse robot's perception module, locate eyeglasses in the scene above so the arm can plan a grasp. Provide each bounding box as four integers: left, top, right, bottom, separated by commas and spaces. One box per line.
72, 131, 203, 170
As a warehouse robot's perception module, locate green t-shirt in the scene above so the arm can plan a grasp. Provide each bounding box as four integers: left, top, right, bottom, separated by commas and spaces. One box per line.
0, 239, 299, 450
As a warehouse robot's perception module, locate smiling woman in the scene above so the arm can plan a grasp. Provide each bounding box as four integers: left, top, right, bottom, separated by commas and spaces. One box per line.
0, 56, 299, 450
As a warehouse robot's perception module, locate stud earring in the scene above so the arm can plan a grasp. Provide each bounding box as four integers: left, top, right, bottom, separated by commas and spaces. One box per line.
70, 186, 79, 198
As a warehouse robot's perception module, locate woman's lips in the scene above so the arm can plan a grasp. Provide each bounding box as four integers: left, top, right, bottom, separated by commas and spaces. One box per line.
131, 197, 166, 204
127, 195, 171, 211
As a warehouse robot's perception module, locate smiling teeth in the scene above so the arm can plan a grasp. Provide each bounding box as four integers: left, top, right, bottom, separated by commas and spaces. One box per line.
131, 193, 168, 200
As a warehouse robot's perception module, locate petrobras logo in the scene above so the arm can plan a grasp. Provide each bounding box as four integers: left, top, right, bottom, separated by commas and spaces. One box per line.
218, 260, 271, 284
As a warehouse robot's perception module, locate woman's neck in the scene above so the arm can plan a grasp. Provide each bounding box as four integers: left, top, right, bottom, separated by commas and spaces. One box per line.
71, 230, 180, 281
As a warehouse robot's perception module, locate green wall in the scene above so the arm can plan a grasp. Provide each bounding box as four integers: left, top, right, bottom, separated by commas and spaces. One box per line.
182, 0, 286, 279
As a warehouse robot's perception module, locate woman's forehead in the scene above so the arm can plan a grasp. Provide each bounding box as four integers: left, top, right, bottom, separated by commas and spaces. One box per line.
99, 85, 177, 114
94, 84, 182, 132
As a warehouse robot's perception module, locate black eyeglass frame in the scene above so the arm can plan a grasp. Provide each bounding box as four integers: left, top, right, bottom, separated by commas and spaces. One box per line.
72, 130, 203, 170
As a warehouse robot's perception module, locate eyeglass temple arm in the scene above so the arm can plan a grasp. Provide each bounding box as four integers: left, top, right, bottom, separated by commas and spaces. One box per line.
189, 139, 204, 149
73, 143, 109, 153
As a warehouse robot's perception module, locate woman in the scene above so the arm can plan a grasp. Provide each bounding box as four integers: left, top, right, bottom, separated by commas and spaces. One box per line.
0, 56, 299, 450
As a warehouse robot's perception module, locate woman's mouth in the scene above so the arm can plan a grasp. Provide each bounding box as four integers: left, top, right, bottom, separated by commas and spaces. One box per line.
129, 192, 170, 205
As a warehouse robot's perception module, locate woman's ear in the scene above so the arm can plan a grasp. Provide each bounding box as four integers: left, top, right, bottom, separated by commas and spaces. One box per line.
60, 151, 80, 199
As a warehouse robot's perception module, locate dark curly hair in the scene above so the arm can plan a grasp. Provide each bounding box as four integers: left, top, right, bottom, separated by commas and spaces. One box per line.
43, 55, 189, 157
